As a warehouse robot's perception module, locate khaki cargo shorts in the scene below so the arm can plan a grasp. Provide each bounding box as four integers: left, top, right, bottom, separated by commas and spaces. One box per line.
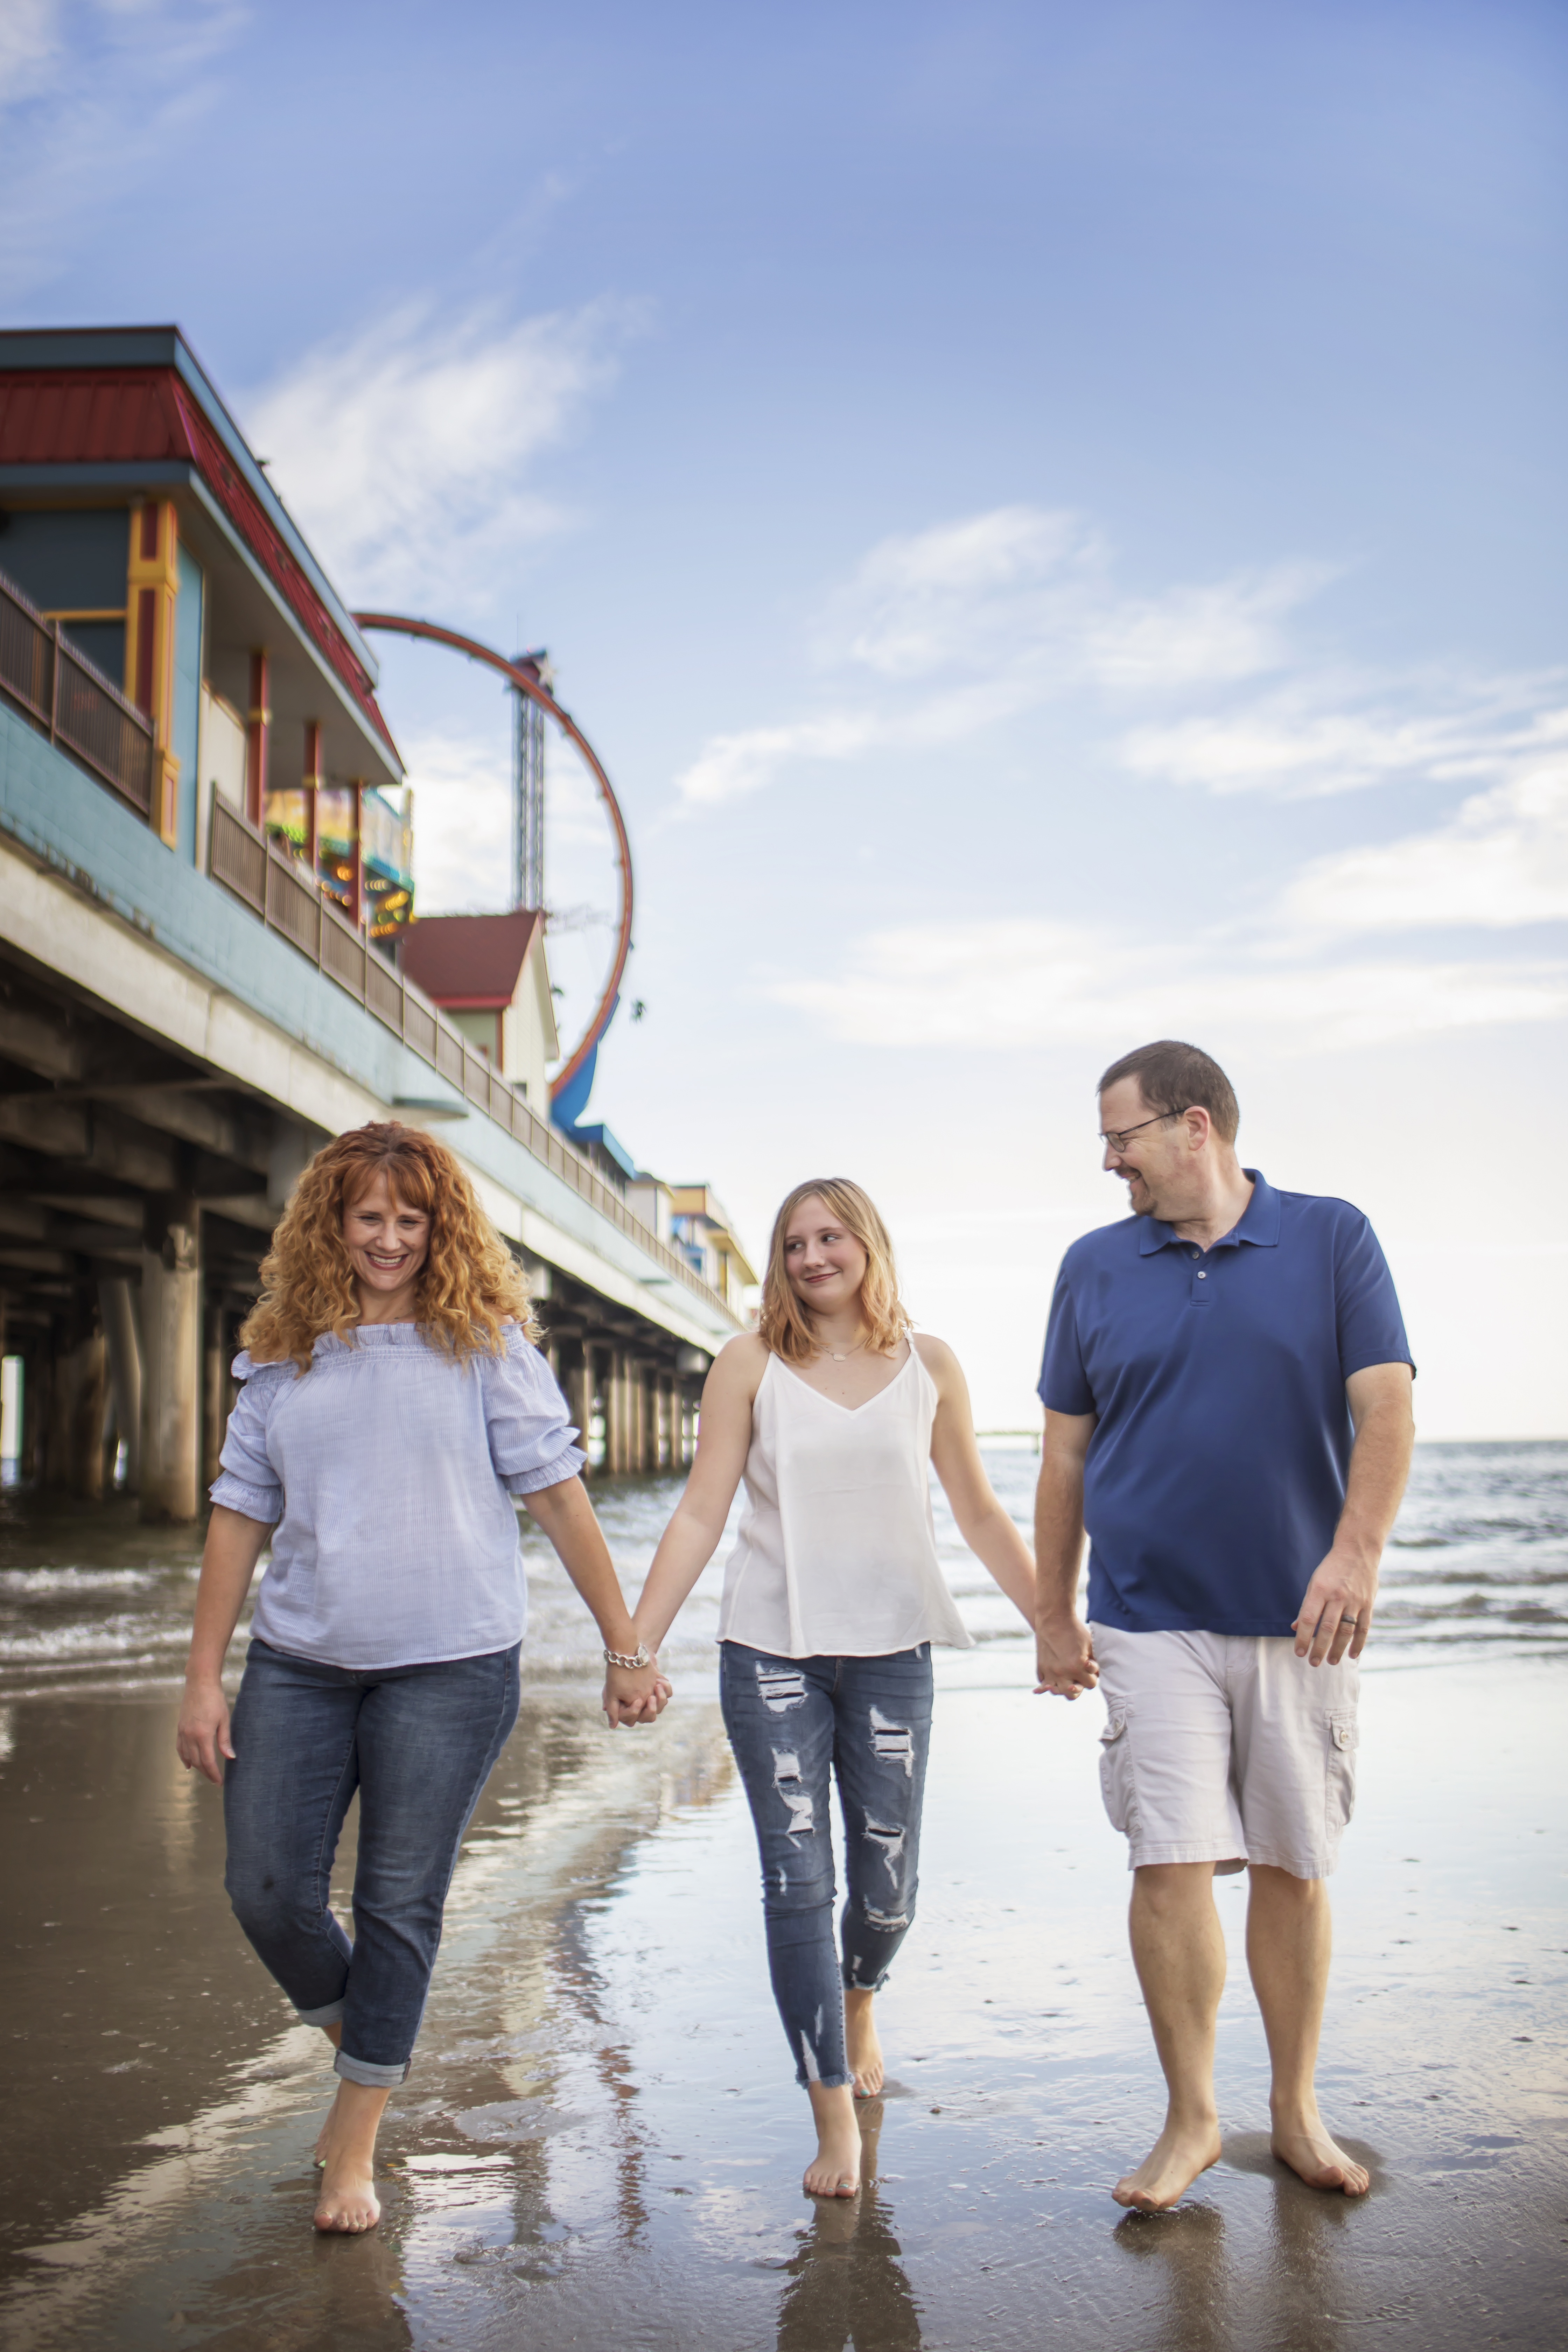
1089, 1623, 1360, 1881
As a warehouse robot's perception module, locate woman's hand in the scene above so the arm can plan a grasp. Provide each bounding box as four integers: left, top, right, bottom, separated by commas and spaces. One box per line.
177, 1673, 236, 1782
603, 1661, 671, 1729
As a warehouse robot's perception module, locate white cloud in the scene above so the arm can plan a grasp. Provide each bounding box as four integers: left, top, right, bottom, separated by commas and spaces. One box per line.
243, 299, 636, 611
0, 2, 244, 299
772, 917, 1568, 1052
1286, 759, 1568, 933
1123, 680, 1568, 799
674, 504, 1317, 808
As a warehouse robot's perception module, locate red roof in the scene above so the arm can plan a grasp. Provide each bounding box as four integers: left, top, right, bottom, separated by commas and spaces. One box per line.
0, 365, 399, 763
401, 911, 543, 1009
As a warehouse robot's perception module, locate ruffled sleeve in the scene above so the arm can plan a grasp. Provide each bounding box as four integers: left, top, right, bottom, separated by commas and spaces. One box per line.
482, 1328, 586, 1495
208, 1351, 289, 1522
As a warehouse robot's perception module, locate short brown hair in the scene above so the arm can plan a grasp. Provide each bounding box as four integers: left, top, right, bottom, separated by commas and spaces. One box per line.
1096, 1041, 1239, 1144
757, 1178, 909, 1366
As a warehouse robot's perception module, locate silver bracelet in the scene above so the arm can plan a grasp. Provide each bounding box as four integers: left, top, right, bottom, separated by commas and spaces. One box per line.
603, 1641, 652, 1672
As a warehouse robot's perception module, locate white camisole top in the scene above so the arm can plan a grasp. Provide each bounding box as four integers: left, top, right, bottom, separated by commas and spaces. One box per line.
716, 1345, 974, 1659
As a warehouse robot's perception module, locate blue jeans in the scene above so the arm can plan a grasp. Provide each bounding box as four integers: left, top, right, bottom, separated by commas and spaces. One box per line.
720, 1641, 933, 2090
223, 1637, 520, 2086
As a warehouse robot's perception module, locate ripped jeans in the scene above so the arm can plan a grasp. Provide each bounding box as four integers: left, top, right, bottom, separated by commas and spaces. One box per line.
719, 1641, 933, 2090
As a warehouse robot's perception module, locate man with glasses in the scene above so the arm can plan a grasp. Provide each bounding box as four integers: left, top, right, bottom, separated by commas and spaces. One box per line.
1033, 1039, 1414, 2211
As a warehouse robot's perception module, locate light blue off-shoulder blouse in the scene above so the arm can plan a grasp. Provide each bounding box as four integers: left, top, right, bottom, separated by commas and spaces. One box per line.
210, 1322, 584, 1670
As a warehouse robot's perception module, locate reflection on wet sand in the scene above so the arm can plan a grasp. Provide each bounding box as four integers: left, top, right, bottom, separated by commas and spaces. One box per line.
774, 2109, 923, 2352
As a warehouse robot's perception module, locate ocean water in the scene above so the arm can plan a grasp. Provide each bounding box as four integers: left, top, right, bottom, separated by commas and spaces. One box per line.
0, 1441, 1561, 1703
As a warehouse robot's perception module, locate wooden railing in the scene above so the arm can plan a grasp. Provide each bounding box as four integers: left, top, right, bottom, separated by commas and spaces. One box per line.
0, 565, 156, 818
210, 797, 729, 1324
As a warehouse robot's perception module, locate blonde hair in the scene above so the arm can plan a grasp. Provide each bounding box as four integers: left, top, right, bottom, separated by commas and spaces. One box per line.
757, 1177, 909, 1367
239, 1121, 537, 1373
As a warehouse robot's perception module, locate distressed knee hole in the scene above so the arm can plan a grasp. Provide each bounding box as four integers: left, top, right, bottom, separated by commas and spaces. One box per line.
863, 1818, 908, 1890
869, 1707, 915, 1778
863, 1903, 909, 1932
771, 1748, 815, 1837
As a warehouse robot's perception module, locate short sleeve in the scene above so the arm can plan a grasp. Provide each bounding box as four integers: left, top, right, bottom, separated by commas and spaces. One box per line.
209, 1354, 286, 1521
482, 1330, 587, 1494
1038, 1260, 1096, 1414
1334, 1213, 1416, 1381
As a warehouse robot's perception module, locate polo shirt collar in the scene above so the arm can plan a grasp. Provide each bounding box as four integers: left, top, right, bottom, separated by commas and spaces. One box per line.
1138, 1170, 1281, 1255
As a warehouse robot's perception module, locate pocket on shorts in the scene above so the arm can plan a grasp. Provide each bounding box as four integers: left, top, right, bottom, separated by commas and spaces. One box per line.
1325, 1708, 1358, 1837
1098, 1709, 1135, 1835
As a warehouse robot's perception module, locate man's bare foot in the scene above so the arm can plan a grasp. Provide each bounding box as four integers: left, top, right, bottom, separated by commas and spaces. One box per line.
1112, 2115, 1223, 2211
844, 1989, 884, 2098
313, 2149, 380, 2233
1271, 2121, 1369, 2196
803, 2084, 861, 2199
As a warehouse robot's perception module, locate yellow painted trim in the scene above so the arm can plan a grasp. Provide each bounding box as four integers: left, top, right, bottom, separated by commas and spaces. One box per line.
43, 607, 127, 622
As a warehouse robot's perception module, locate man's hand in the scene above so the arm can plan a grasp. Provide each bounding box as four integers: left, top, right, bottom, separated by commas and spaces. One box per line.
176, 1674, 236, 1783
602, 1663, 671, 1728
1293, 1547, 1378, 1666
1035, 1613, 1099, 1700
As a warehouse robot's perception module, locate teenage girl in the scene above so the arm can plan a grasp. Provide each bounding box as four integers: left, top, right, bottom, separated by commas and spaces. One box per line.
632, 1178, 1035, 2199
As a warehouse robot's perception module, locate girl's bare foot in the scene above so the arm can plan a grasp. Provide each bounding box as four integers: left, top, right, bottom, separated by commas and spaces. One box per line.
844, 1988, 884, 2098
1112, 2113, 1223, 2210
804, 2082, 861, 2198
1271, 2115, 1370, 2195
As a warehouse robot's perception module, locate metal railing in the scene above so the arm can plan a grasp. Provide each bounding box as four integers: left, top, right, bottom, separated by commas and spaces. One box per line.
209, 797, 734, 1326
0, 565, 156, 818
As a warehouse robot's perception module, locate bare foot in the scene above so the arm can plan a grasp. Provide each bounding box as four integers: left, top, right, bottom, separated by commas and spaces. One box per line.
313, 2148, 380, 2233
845, 1990, 884, 2099
804, 2084, 861, 2199
1271, 2121, 1370, 2196
1112, 2115, 1223, 2211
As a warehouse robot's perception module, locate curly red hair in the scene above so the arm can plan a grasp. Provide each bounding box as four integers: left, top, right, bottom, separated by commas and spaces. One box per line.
239, 1122, 538, 1372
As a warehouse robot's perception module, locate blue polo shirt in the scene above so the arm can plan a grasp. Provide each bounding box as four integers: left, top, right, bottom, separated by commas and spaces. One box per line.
1038, 1173, 1413, 1637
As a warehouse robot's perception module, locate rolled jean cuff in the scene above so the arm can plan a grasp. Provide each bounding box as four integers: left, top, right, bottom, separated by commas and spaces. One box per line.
334, 2047, 409, 2088
295, 1997, 346, 2028
803, 2072, 854, 2093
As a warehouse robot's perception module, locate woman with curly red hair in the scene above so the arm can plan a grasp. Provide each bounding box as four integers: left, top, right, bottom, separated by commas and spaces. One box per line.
176, 1123, 665, 2234
631, 1179, 1036, 2203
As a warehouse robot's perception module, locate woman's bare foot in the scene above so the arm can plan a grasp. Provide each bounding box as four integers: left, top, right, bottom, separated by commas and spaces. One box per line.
1271, 2116, 1370, 2196
844, 1989, 884, 2098
804, 2082, 861, 2199
310, 2078, 391, 2233
1112, 2113, 1223, 2210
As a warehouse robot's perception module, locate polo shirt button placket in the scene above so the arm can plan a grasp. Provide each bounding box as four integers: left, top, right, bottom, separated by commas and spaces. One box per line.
1192, 1253, 1211, 1304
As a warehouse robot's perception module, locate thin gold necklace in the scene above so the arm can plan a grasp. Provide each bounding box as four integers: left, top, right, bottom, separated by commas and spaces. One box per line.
814, 1335, 869, 1365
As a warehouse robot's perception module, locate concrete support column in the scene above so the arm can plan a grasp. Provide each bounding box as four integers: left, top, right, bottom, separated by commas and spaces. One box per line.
604, 1349, 626, 1476
71, 1335, 107, 1499
141, 1195, 201, 1522
99, 1278, 141, 1493
202, 1299, 227, 1493
564, 1344, 593, 1478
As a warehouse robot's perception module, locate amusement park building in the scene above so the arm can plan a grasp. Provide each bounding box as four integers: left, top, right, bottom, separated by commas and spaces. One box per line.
400, 911, 559, 1115
0, 324, 747, 1508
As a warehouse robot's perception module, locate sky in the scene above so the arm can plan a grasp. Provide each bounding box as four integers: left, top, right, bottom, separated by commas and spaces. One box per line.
4, 0, 1564, 1433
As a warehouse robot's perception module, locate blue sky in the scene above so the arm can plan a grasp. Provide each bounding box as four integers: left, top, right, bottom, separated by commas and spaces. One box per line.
4, 0, 1564, 1431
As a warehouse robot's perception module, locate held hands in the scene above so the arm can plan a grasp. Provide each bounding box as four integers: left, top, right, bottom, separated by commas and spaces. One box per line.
1293, 1544, 1378, 1666
602, 1660, 672, 1730
1034, 1613, 1099, 1701
176, 1676, 236, 1783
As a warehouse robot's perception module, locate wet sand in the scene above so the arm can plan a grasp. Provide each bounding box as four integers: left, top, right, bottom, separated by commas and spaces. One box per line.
2, 1630, 1563, 2350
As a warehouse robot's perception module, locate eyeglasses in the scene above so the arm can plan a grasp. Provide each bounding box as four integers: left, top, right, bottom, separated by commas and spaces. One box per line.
1098, 1110, 1186, 1154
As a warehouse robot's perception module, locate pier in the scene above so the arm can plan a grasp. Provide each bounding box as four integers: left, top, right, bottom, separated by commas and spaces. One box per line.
0, 327, 746, 1512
